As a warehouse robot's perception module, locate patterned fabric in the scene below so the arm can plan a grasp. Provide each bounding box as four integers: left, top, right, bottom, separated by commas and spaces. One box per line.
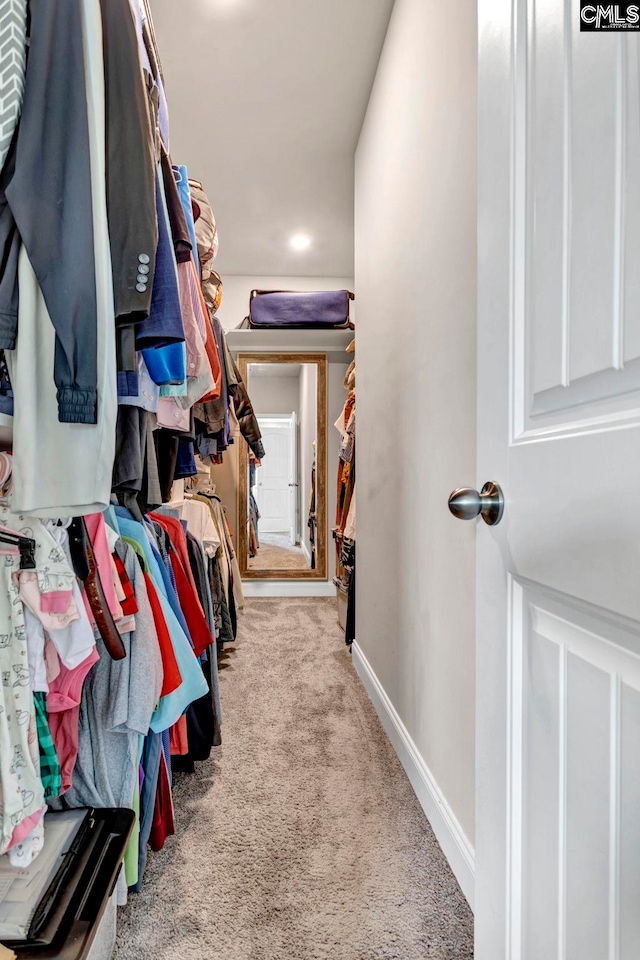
0, 350, 13, 417
0, 0, 27, 173
187, 179, 222, 316
0, 551, 45, 855
33, 692, 62, 800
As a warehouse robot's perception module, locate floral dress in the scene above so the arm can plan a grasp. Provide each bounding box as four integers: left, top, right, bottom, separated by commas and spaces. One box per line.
0, 548, 44, 859
0, 504, 79, 865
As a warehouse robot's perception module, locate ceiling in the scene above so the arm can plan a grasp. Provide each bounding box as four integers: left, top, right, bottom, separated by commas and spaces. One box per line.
149, 0, 394, 277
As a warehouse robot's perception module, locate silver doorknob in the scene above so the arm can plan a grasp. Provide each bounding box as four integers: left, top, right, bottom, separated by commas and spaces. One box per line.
448, 482, 504, 526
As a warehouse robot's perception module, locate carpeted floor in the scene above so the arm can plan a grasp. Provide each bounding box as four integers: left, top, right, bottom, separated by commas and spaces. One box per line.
114, 598, 474, 960
248, 531, 310, 571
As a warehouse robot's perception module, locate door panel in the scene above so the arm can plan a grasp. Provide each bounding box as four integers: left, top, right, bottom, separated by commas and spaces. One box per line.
510, 432, 639, 619
568, 32, 618, 386
522, 5, 640, 432
565, 652, 610, 960
255, 423, 291, 532
521, 626, 560, 960
511, 581, 640, 960
620, 687, 640, 957
289, 410, 298, 544
477, 1, 640, 956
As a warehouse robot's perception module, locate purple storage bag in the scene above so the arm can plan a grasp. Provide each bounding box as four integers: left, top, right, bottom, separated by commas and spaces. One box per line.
248, 290, 353, 329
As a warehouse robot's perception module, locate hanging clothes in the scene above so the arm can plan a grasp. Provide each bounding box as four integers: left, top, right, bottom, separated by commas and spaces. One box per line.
62, 541, 163, 810
0, 547, 46, 860
0, 2, 27, 175
335, 370, 356, 645
188, 178, 221, 314
1, 0, 99, 424
100, 0, 158, 333
0, 0, 269, 902
6, 0, 118, 517
308, 451, 317, 569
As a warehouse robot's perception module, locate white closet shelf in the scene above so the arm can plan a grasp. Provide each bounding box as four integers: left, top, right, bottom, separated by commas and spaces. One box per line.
225, 328, 354, 362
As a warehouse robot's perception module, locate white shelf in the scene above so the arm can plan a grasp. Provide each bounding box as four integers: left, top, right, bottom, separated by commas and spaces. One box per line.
225, 327, 353, 362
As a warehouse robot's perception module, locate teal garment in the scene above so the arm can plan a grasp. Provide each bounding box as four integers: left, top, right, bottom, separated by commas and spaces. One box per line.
112, 509, 208, 732
123, 737, 141, 888
132, 731, 163, 892
159, 379, 188, 397
148, 582, 207, 732
33, 693, 62, 800
113, 510, 167, 595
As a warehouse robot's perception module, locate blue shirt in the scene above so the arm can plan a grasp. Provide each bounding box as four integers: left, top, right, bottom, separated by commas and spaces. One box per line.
137, 168, 186, 384
110, 509, 208, 733
118, 353, 160, 411
174, 165, 199, 275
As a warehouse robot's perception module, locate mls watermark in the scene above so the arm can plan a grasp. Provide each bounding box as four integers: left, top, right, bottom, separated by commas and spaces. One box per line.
580, 2, 640, 29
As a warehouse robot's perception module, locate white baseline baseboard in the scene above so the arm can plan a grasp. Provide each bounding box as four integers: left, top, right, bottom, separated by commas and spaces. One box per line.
351, 641, 475, 909
242, 580, 337, 597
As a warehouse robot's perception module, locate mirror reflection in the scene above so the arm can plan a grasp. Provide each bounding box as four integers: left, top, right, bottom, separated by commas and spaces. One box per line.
246, 362, 318, 571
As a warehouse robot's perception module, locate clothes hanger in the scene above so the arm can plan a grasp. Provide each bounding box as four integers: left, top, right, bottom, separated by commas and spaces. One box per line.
187, 461, 216, 496
0, 456, 36, 568
0, 527, 36, 570
141, 0, 165, 88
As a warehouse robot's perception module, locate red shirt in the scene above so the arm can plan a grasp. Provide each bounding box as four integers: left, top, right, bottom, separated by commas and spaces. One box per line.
143, 572, 182, 698
149, 751, 175, 852
168, 548, 213, 658
149, 512, 214, 659
112, 552, 139, 617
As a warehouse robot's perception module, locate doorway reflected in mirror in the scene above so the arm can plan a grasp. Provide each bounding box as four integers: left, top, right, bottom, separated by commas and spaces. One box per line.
238, 354, 327, 580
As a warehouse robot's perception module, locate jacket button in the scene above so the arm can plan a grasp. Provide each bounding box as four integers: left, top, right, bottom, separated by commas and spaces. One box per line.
136, 283, 147, 293
138, 253, 150, 264
138, 264, 150, 274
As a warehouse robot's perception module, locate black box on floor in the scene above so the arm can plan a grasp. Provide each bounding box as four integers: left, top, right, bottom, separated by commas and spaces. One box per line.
5, 808, 134, 960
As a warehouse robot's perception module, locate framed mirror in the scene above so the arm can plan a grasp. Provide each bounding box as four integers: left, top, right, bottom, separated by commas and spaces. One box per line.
238, 353, 328, 580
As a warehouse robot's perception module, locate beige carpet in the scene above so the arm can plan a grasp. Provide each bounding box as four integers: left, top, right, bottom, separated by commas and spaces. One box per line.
248, 531, 310, 571
114, 598, 473, 960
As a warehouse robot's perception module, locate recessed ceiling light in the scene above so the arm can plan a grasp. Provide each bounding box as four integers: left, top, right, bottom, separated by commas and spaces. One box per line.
200, 0, 249, 18
290, 234, 312, 251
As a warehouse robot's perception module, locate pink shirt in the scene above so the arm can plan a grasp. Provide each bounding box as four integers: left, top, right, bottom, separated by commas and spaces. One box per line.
47, 646, 100, 793
84, 512, 123, 622
176, 259, 202, 377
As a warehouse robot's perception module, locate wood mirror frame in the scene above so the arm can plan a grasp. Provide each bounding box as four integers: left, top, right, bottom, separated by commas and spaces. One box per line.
237, 352, 328, 580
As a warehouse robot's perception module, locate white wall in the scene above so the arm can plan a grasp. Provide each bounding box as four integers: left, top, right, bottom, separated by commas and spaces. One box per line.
354, 0, 478, 876
249, 375, 300, 418
298, 365, 318, 557
217, 275, 354, 331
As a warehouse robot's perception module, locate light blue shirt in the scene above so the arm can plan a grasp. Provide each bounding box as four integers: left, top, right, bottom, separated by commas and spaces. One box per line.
111, 509, 208, 733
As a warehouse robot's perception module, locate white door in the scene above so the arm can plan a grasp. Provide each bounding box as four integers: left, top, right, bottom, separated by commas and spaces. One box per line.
475, 4, 640, 958
255, 419, 292, 533
289, 410, 299, 545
